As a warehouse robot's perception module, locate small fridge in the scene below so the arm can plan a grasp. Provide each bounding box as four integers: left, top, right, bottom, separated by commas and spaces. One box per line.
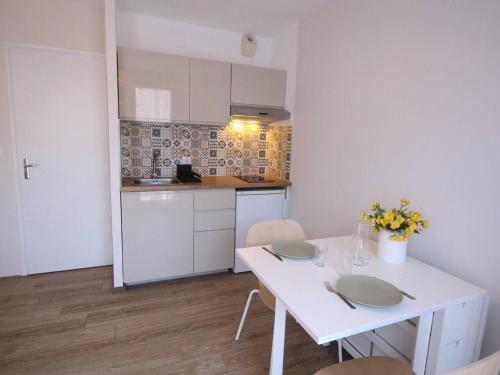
234, 188, 288, 273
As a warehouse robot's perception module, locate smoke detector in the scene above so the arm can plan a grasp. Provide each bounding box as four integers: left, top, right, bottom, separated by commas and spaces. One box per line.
241, 33, 257, 57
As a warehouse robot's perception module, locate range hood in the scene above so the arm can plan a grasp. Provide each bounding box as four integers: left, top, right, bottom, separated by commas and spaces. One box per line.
230, 104, 290, 123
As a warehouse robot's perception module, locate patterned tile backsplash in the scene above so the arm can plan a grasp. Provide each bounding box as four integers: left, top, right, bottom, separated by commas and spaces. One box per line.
121, 121, 292, 180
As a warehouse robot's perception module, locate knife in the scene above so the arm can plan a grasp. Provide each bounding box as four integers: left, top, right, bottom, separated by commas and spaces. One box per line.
399, 290, 416, 300
261, 247, 283, 262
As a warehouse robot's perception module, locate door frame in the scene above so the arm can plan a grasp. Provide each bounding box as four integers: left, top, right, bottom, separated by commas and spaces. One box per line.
105, 0, 124, 287
4, 42, 109, 276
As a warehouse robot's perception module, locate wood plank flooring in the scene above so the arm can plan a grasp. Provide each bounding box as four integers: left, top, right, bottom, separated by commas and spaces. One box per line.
0, 267, 344, 374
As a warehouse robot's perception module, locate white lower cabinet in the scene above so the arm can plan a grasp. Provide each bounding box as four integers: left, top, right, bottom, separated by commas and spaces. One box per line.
121, 189, 236, 284
194, 229, 234, 273
343, 295, 489, 375
193, 189, 236, 274
121, 191, 194, 284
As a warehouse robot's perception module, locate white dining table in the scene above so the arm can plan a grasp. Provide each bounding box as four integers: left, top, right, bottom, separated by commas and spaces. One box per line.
236, 236, 486, 375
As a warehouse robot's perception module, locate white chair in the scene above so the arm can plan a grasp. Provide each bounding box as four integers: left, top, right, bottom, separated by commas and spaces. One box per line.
440, 350, 500, 375
314, 349, 500, 375
234, 219, 344, 362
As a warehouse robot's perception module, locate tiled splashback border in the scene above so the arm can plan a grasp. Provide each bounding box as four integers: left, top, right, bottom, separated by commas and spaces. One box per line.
121, 121, 292, 180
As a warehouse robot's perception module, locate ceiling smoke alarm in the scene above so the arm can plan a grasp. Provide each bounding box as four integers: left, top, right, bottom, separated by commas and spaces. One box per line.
241, 33, 257, 58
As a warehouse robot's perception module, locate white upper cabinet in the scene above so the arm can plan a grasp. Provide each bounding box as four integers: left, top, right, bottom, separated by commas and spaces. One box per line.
189, 58, 231, 124
231, 64, 286, 108
117, 47, 189, 122
117, 47, 288, 122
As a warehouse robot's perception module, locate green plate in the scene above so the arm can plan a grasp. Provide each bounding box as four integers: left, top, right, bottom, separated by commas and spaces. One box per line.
271, 240, 316, 259
336, 275, 403, 307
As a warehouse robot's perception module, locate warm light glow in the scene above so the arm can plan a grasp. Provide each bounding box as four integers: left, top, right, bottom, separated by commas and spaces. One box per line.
229, 120, 244, 132
229, 119, 260, 132
247, 121, 260, 132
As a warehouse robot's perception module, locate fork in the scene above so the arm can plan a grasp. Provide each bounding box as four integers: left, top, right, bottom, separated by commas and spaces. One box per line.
324, 281, 356, 309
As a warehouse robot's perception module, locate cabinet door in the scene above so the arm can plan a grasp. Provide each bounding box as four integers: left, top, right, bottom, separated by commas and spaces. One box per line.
194, 229, 235, 273
122, 191, 193, 283
117, 47, 189, 121
231, 64, 286, 107
190, 58, 231, 123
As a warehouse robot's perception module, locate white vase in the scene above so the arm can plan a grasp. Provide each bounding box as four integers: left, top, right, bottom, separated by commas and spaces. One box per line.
377, 229, 408, 264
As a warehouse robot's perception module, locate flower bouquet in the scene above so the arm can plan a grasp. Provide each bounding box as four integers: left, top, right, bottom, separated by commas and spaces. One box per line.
361, 199, 428, 263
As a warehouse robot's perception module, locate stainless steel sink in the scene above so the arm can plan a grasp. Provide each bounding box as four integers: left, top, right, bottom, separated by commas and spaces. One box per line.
133, 178, 180, 185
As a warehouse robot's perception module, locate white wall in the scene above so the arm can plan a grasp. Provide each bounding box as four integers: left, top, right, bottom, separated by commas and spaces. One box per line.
0, 0, 105, 276
291, 0, 500, 356
117, 11, 273, 66
271, 24, 299, 118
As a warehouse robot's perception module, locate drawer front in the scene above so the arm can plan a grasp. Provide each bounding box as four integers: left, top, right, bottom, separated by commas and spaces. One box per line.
194, 229, 235, 273
194, 189, 235, 211
194, 209, 235, 231
436, 337, 473, 373
374, 322, 415, 360
442, 300, 476, 344
345, 333, 372, 357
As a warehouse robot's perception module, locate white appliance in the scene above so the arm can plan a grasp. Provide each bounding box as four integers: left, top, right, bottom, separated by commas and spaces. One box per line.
234, 188, 288, 273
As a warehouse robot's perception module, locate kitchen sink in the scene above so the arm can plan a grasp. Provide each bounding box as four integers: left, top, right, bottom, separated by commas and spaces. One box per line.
133, 178, 180, 185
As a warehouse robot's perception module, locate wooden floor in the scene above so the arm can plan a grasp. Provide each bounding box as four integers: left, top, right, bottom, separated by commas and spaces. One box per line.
0, 267, 344, 374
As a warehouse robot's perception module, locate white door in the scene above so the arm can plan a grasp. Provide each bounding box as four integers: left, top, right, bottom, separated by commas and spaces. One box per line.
8, 46, 112, 274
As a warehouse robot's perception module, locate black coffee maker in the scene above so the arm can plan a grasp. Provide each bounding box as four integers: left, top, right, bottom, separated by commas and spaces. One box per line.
176, 164, 201, 183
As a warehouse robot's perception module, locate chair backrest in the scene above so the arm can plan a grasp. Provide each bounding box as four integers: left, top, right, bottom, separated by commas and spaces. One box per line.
246, 219, 305, 247
439, 350, 500, 375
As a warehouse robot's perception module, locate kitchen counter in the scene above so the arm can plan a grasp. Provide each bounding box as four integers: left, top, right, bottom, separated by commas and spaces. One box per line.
121, 176, 291, 192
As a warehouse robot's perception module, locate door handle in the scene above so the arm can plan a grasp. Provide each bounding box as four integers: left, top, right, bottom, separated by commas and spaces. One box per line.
23, 157, 39, 179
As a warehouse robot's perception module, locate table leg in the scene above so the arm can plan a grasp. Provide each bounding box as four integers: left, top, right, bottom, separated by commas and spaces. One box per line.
413, 311, 433, 375
269, 297, 286, 375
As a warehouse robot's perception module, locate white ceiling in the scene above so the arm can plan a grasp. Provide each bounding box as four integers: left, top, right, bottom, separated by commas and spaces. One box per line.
117, 0, 328, 37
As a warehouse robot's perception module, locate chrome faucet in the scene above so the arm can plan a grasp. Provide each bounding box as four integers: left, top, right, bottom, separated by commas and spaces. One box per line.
152, 151, 160, 179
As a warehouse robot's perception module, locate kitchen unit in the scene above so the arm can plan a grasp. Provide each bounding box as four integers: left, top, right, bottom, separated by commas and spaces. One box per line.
341, 296, 488, 373
193, 189, 235, 273
231, 64, 287, 108
189, 58, 231, 124
121, 176, 291, 284
234, 188, 288, 273
117, 47, 288, 124
117, 47, 190, 122
122, 190, 193, 283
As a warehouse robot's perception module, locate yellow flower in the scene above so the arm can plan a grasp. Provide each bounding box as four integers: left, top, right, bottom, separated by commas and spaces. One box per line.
396, 215, 405, 224
385, 211, 395, 222
370, 217, 377, 225
360, 210, 368, 221
411, 212, 421, 221
400, 198, 410, 206
390, 221, 401, 229
371, 201, 381, 210
422, 220, 429, 228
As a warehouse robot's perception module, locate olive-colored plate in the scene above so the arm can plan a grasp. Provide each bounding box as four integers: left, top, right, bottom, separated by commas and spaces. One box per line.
336, 275, 403, 307
271, 240, 316, 259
